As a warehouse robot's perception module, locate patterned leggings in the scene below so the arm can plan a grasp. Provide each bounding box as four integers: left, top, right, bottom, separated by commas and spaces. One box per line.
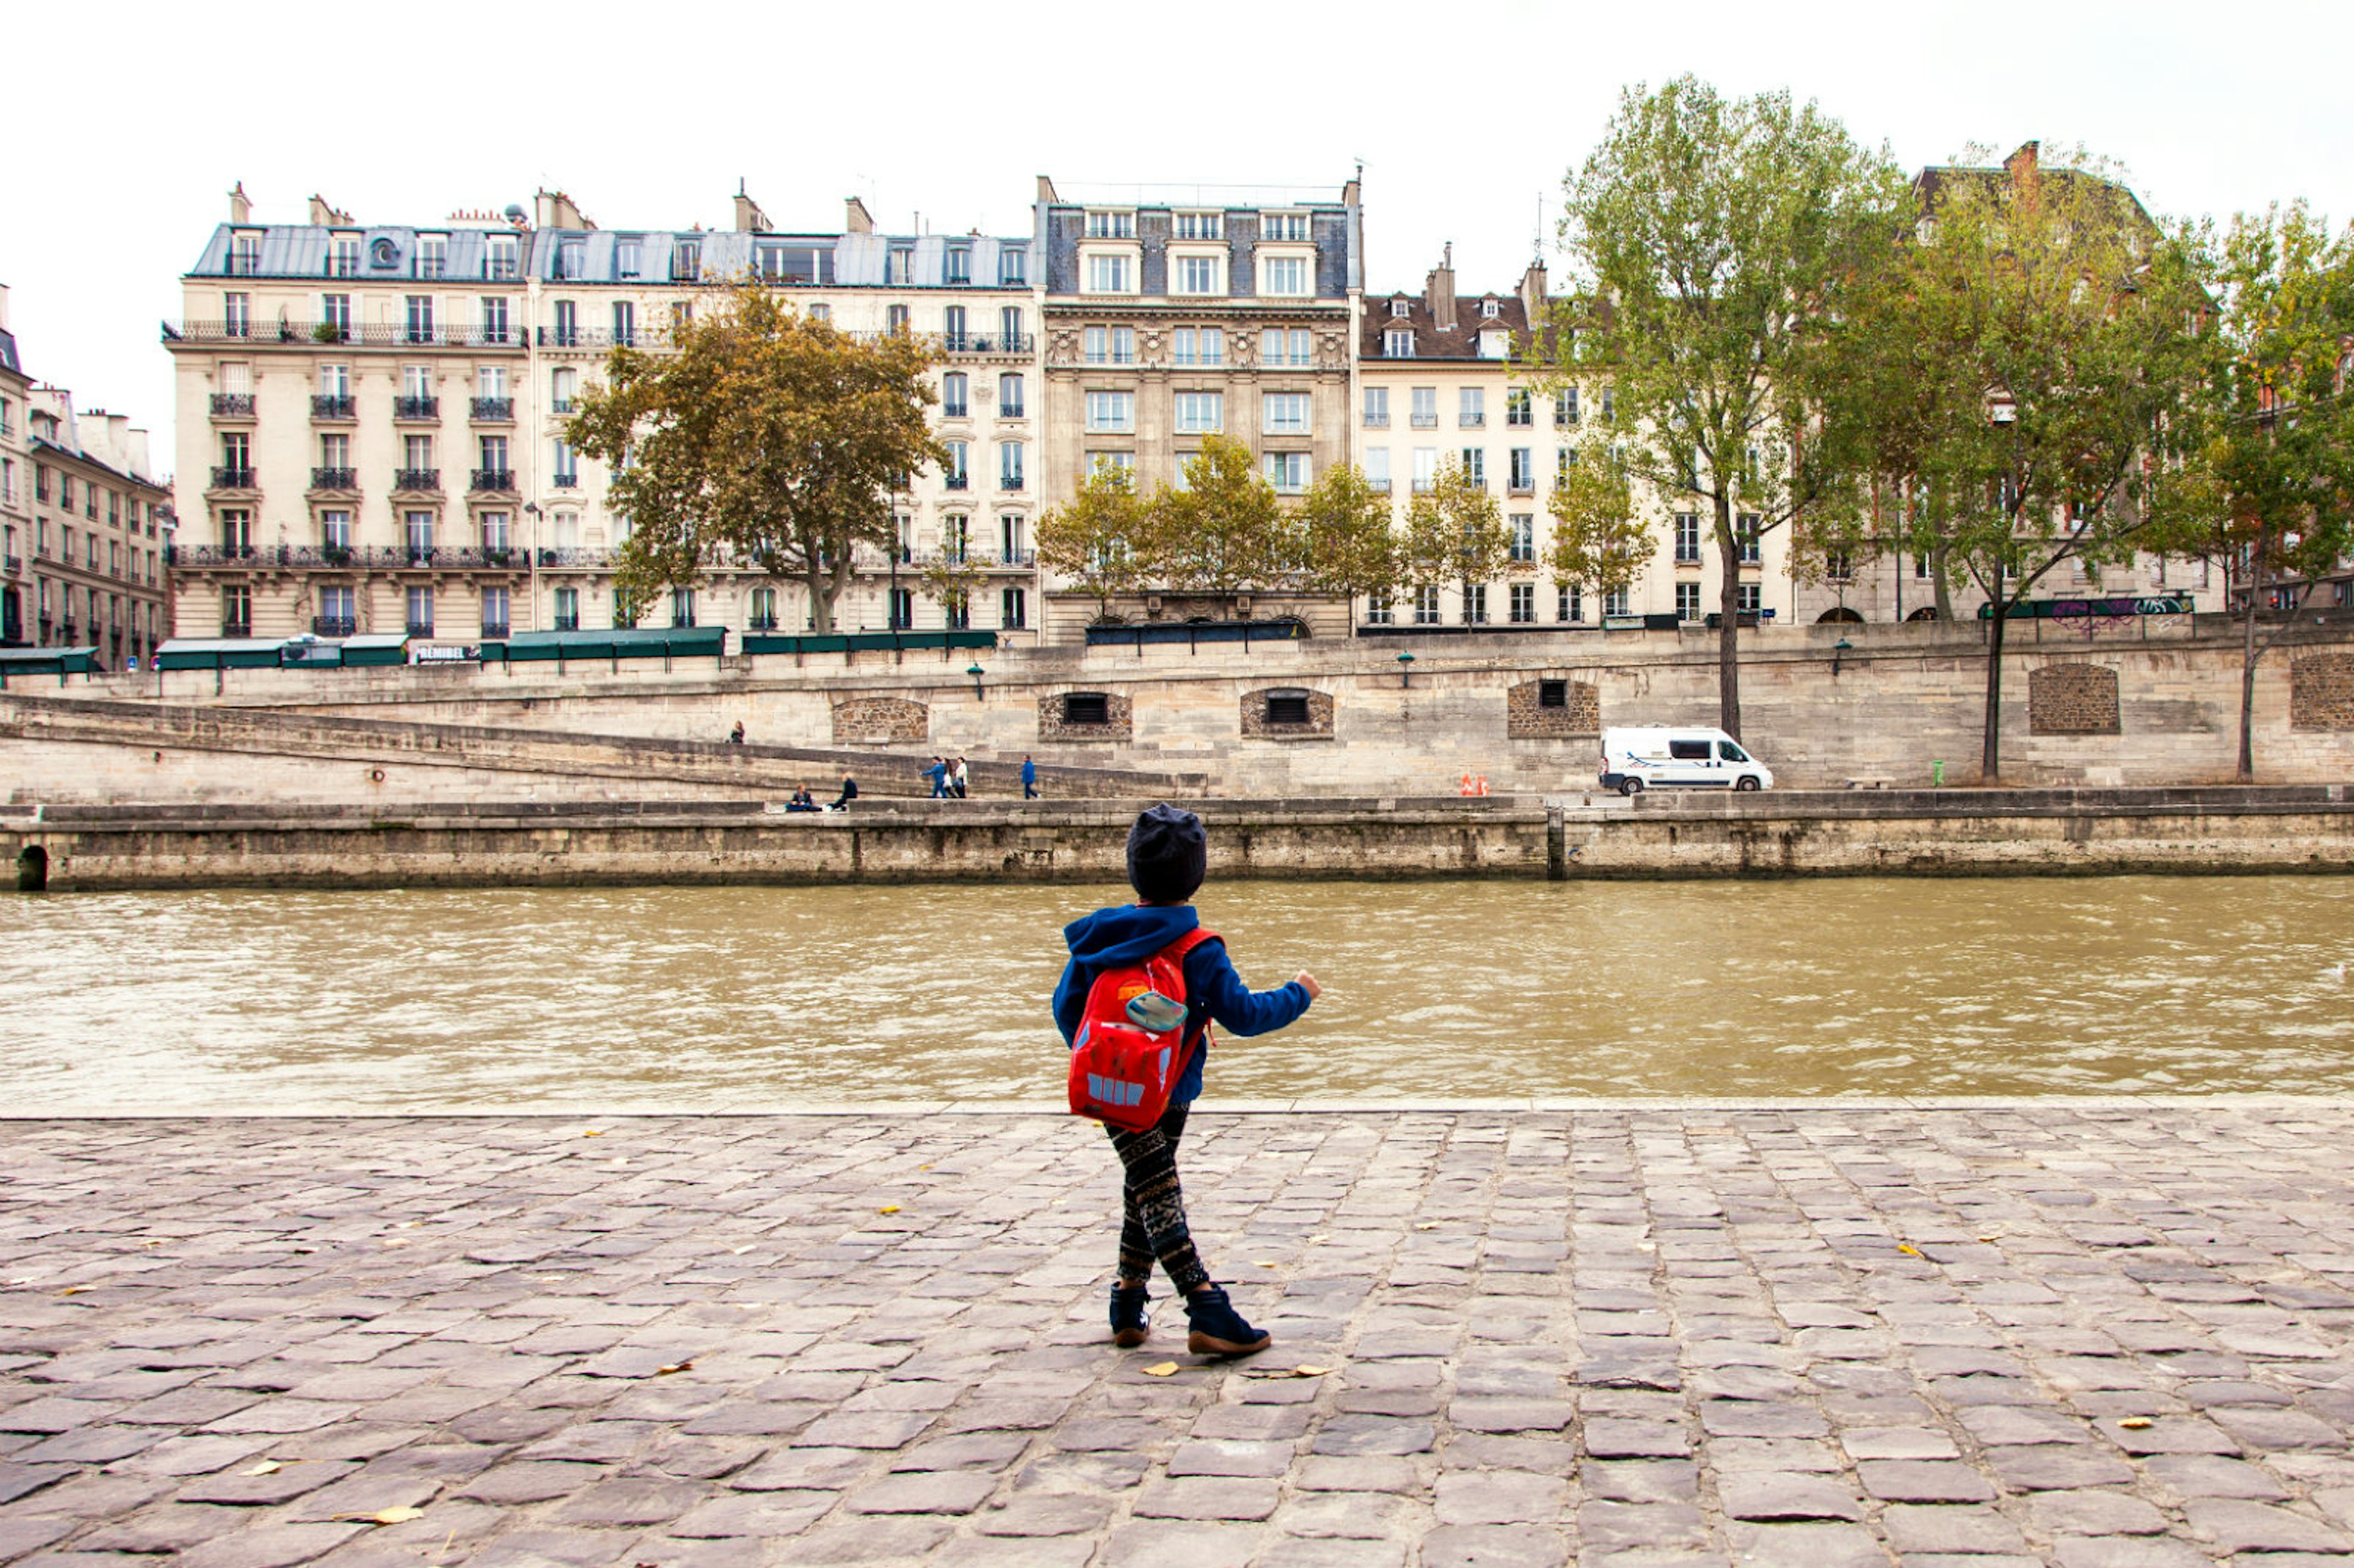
1108, 1101, 1209, 1294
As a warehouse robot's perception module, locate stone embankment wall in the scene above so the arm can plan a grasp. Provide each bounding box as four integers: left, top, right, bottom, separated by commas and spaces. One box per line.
0, 696, 1203, 808
51, 615, 2354, 796
10, 788, 2351, 891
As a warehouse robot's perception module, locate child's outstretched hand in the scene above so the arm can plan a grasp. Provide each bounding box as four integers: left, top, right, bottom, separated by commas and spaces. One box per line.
1295, 972, 1322, 1000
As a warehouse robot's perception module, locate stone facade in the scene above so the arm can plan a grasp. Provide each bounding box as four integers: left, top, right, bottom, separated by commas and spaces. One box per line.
2291, 653, 2354, 729
2030, 661, 2121, 735
1239, 685, 1333, 738
1037, 688, 1132, 742
830, 695, 927, 745
1506, 677, 1601, 738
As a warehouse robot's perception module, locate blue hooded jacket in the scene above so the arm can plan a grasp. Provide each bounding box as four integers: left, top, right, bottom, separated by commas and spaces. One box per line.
1053, 903, 1311, 1105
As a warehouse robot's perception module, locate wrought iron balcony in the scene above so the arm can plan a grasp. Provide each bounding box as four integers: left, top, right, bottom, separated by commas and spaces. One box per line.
210, 466, 256, 490
997, 547, 1037, 566
1364, 413, 1390, 428
748, 615, 780, 631
394, 396, 439, 421
1411, 413, 1439, 428
943, 474, 969, 491
998, 474, 1025, 491
392, 468, 440, 492
312, 394, 355, 420
312, 616, 357, 637
164, 321, 531, 349
550, 398, 576, 415
1460, 413, 1486, 428
536, 547, 615, 568
938, 332, 1035, 357
550, 472, 580, 489
479, 622, 511, 641
470, 469, 516, 493
405, 620, 435, 638
210, 394, 255, 417
554, 613, 581, 631
2, 555, 18, 575
470, 397, 513, 422
311, 467, 357, 491
218, 622, 249, 639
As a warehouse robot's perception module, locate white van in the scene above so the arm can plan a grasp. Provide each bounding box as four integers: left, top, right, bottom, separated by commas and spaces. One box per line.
1599, 726, 1773, 794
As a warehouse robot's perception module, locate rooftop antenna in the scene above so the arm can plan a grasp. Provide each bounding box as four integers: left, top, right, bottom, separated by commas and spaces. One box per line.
1533, 192, 1545, 260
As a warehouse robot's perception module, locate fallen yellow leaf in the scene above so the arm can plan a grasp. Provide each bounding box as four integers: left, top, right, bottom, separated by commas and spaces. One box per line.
1244, 1364, 1335, 1379
1414, 1222, 1440, 1231
58, 1286, 90, 1296
1896, 1244, 1922, 1256
1141, 1361, 1180, 1377
336, 1505, 426, 1525
243, 1460, 283, 1476
581, 1128, 604, 1137
655, 1361, 693, 1376
2119, 1417, 2154, 1429
1255, 1261, 1278, 1268
878, 1205, 901, 1215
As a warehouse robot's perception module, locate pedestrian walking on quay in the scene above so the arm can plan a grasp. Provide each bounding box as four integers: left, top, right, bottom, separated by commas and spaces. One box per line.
953, 756, 970, 798
1053, 803, 1320, 1357
924, 756, 949, 798
1022, 754, 1038, 799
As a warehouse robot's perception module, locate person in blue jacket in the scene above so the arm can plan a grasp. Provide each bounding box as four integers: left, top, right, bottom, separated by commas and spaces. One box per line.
1053, 803, 1320, 1356
922, 756, 949, 798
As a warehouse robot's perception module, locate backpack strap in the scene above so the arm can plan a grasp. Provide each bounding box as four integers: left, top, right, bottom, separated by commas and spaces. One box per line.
1157, 927, 1221, 1060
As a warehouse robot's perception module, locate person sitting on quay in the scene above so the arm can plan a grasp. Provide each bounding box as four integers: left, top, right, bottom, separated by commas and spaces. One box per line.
728, 720, 746, 745
828, 775, 858, 811
785, 783, 818, 813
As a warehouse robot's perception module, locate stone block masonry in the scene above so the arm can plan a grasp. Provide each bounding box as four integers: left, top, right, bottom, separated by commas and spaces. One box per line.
2292, 652, 2354, 729
1506, 677, 1601, 739
4, 1103, 2354, 1567
2030, 660, 2122, 734
830, 695, 928, 744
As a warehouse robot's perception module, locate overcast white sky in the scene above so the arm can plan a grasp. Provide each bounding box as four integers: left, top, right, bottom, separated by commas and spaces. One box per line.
9, 0, 2350, 475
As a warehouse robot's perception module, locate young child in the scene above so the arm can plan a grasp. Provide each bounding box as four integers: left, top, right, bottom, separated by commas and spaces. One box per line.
1052, 804, 1321, 1355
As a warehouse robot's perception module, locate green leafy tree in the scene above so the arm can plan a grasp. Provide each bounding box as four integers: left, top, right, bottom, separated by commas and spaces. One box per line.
1036, 466, 1151, 621
1522, 75, 1908, 737
1295, 462, 1400, 618
1404, 457, 1511, 615
1545, 438, 1654, 610
1826, 143, 2209, 780
565, 281, 945, 635
2155, 205, 2354, 779
1149, 434, 1291, 600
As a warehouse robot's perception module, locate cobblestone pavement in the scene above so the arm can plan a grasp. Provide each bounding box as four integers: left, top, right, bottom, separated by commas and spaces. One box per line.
5, 1106, 2354, 1567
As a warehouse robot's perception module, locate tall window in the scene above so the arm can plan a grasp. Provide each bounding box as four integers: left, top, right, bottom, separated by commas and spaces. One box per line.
1411, 387, 1438, 428
1261, 329, 1312, 368
1558, 584, 1583, 623
943, 440, 969, 489
1261, 212, 1309, 242
320, 294, 351, 338
551, 440, 577, 485
1677, 582, 1702, 621
405, 509, 435, 557
944, 246, 971, 285
556, 239, 585, 280
1364, 448, 1390, 492
1459, 449, 1486, 488
1085, 392, 1135, 433
481, 585, 511, 636
1000, 305, 1024, 344
1675, 514, 1701, 563
1412, 447, 1438, 493
1175, 256, 1221, 294
1174, 327, 1224, 366
886, 247, 915, 285
406, 585, 435, 636
1509, 449, 1534, 491
1737, 514, 1761, 564
612, 301, 635, 346
1510, 583, 1535, 623
486, 232, 519, 280
671, 587, 696, 627
999, 249, 1027, 286
221, 584, 252, 634
999, 442, 1025, 491
319, 509, 351, 550
750, 586, 777, 630
1363, 387, 1389, 427
1260, 256, 1308, 296
1507, 389, 1533, 427
997, 373, 1025, 418
1737, 583, 1761, 614
999, 514, 1024, 563
1604, 588, 1629, 617
318, 585, 355, 633
1415, 585, 1442, 625
405, 294, 435, 343
1086, 254, 1133, 293
219, 508, 253, 551
1510, 515, 1534, 562
1001, 587, 1027, 630
223, 292, 251, 337
329, 236, 360, 278
1556, 388, 1580, 427
1174, 392, 1223, 434
1262, 452, 1309, 493
552, 299, 578, 346
554, 586, 581, 631
942, 373, 969, 419
550, 367, 577, 413
480, 511, 510, 552
414, 234, 448, 279
1460, 387, 1486, 427
944, 305, 968, 348
886, 303, 910, 333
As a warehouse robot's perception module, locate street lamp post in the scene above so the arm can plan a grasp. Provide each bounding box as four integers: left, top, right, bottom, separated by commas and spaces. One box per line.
1396, 650, 1415, 688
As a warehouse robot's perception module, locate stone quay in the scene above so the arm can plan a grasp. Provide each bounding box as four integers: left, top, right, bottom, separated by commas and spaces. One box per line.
4, 1102, 2354, 1566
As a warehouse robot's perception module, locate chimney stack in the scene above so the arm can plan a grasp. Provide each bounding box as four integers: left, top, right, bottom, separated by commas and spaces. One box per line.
1426, 244, 1457, 329
308, 194, 352, 226
845, 196, 874, 235
733, 180, 769, 234
0, 283, 10, 332
1519, 259, 1548, 321
227, 181, 251, 224
535, 190, 588, 230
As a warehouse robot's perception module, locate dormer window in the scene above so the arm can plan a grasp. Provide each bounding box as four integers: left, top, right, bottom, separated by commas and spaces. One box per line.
1481, 298, 1501, 318
414, 234, 448, 279
886, 246, 915, 285
1390, 297, 1412, 318
327, 234, 361, 279
484, 232, 519, 280
555, 238, 585, 280
945, 245, 972, 284
229, 232, 262, 276
1384, 329, 1415, 357
1262, 212, 1309, 242
1174, 211, 1224, 240
615, 236, 642, 278
1084, 210, 1135, 240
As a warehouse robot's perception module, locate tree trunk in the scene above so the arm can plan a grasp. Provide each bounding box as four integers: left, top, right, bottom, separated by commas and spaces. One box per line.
1714, 494, 1742, 740
1933, 543, 1954, 622
804, 560, 833, 634
1981, 601, 2006, 783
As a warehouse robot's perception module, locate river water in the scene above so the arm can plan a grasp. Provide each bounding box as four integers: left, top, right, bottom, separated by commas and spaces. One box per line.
2, 877, 2349, 1112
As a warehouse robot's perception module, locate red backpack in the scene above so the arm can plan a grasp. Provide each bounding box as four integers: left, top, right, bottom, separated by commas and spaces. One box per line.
1067, 927, 1217, 1132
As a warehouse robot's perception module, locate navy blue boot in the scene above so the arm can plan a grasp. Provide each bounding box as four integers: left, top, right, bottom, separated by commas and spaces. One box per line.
1110, 1281, 1150, 1348
1184, 1285, 1271, 1357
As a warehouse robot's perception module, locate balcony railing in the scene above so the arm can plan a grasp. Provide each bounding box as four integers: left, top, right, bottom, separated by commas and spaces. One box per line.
311, 466, 357, 491
470, 397, 513, 422
164, 321, 528, 349
550, 472, 580, 489
1363, 413, 1390, 428
210, 394, 255, 417
537, 547, 615, 568
312, 616, 357, 637
394, 397, 440, 421
943, 474, 969, 491
999, 547, 1037, 566
480, 622, 511, 640
1460, 413, 1486, 428
210, 466, 256, 490
748, 616, 779, 631
1411, 413, 1439, 428
406, 620, 435, 638
392, 469, 440, 492
219, 622, 250, 639
554, 614, 581, 631
550, 398, 576, 415
2, 555, 19, 574
471, 469, 516, 493
999, 476, 1024, 491
535, 325, 679, 350
170, 543, 509, 569
312, 394, 355, 420
938, 332, 1035, 357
